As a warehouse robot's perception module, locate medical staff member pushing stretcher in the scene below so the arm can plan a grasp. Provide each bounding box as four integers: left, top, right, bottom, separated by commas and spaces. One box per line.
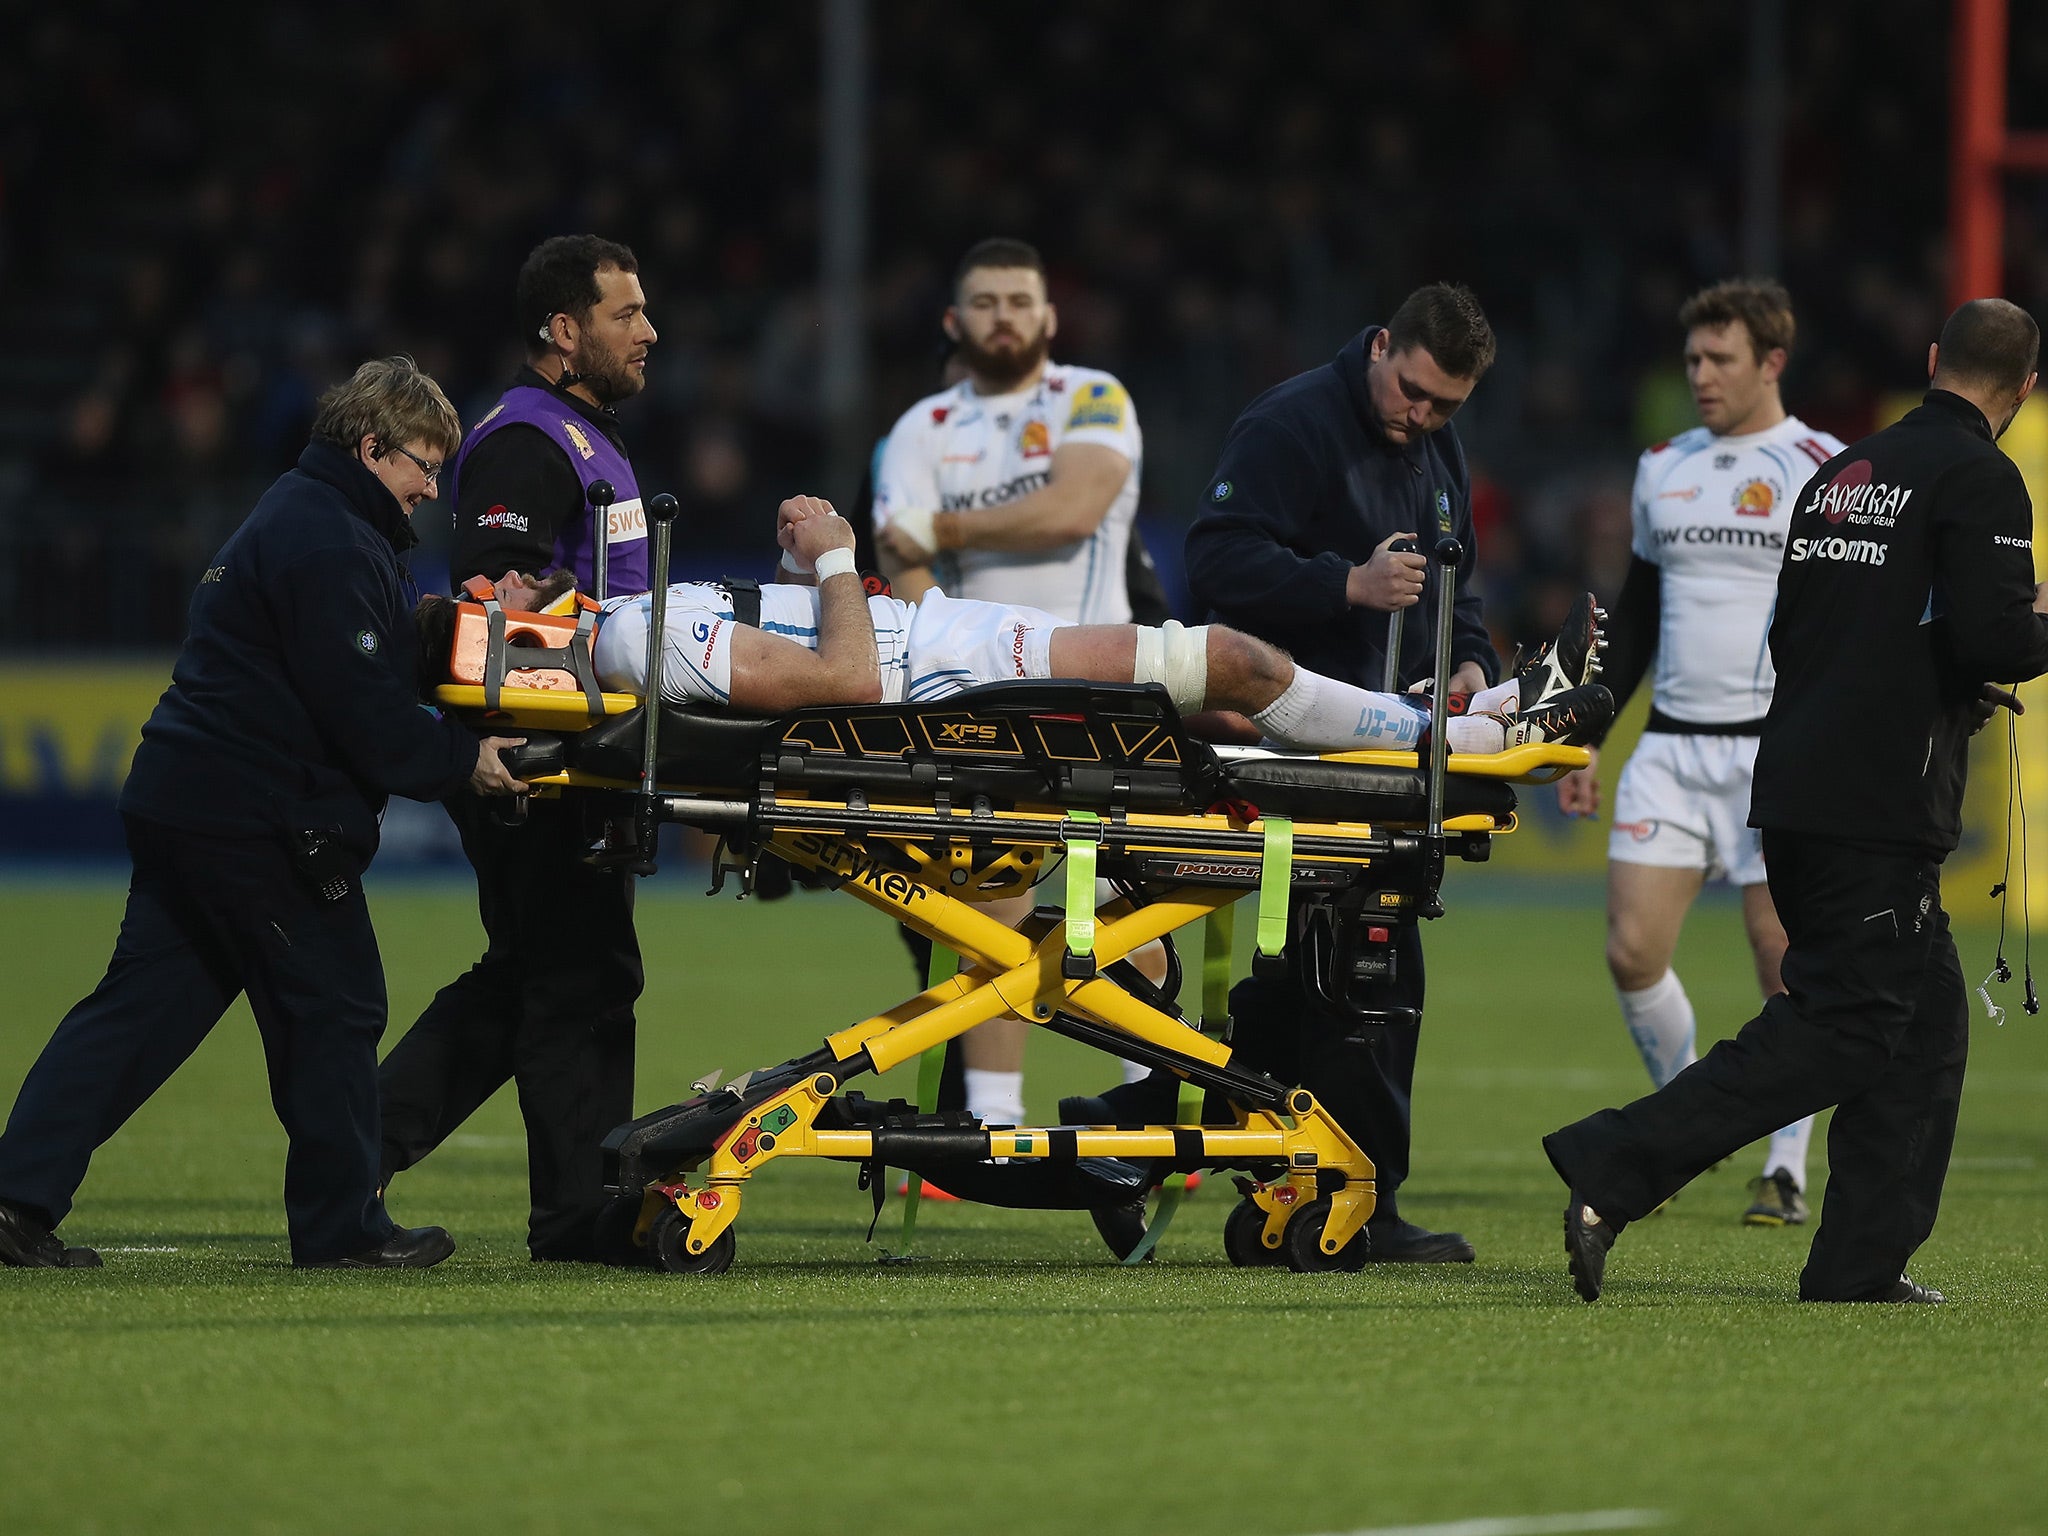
0, 358, 526, 1271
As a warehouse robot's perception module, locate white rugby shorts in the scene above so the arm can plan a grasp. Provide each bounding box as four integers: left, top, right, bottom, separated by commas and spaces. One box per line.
904, 587, 1067, 703
1608, 730, 1767, 886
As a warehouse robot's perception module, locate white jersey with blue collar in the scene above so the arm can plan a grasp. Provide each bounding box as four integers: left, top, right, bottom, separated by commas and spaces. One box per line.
1631, 413, 1844, 723
872, 362, 1142, 624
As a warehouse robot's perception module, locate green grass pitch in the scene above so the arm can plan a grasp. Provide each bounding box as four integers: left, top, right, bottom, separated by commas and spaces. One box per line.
2, 871, 2044, 1535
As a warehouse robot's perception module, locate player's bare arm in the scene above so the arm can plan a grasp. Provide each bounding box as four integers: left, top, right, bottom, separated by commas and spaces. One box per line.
877, 441, 1131, 564
733, 499, 881, 712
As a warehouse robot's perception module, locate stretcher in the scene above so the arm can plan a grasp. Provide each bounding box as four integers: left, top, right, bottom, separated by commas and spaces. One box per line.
434, 498, 1587, 1273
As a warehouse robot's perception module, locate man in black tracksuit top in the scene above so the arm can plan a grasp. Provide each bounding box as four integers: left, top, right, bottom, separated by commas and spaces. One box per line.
377, 235, 658, 1262
1546, 299, 2048, 1304
0, 357, 525, 1271
1182, 285, 1502, 1263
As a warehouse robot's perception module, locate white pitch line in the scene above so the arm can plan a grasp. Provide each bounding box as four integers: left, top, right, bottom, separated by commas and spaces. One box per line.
98, 1246, 179, 1253
1310, 1511, 1667, 1536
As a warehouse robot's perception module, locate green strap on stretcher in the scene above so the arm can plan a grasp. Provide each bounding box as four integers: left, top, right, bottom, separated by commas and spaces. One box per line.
896, 944, 959, 1254
1253, 815, 1293, 964
1062, 811, 1102, 967
1120, 899, 1238, 1265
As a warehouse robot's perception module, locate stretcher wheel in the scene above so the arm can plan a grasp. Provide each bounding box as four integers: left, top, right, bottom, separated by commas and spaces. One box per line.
1281, 1198, 1368, 1273
648, 1205, 737, 1276
1223, 1198, 1283, 1267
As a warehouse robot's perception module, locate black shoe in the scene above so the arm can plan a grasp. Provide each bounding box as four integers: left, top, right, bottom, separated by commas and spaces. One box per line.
0, 1200, 99, 1269
298, 1224, 456, 1270
1564, 1193, 1617, 1302
1512, 685, 1615, 749
1358, 1215, 1476, 1264
1514, 591, 1606, 710
1885, 1276, 1946, 1304
1742, 1168, 1809, 1226
1090, 1195, 1151, 1261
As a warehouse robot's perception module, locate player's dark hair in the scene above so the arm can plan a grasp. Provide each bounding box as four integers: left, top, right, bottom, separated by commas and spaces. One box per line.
413, 595, 457, 699
519, 235, 640, 353
1934, 298, 2041, 396
1679, 279, 1796, 361
953, 237, 1046, 297
1387, 283, 1496, 379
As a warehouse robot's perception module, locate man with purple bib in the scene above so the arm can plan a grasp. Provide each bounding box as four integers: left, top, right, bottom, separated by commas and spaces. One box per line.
378, 236, 659, 1262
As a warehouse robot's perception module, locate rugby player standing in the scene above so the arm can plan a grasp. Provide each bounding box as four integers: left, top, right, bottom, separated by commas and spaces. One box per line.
871, 237, 1146, 1135
1556, 279, 1843, 1225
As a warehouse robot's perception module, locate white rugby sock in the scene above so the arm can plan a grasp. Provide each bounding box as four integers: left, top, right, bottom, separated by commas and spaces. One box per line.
964, 1068, 1026, 1127
1250, 668, 1426, 751
1617, 969, 1697, 1088
1763, 1116, 1814, 1190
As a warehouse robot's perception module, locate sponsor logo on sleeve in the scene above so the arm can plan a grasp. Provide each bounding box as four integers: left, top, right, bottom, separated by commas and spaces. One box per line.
1066, 381, 1128, 430
477, 504, 530, 532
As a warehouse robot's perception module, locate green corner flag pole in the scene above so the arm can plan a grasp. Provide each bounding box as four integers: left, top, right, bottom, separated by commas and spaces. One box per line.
896, 944, 958, 1254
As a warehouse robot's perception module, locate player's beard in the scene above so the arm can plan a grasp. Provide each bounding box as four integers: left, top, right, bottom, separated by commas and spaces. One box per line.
957, 321, 1051, 392
570, 333, 647, 404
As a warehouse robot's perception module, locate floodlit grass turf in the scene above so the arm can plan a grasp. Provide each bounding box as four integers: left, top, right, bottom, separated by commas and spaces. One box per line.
2, 871, 2044, 1536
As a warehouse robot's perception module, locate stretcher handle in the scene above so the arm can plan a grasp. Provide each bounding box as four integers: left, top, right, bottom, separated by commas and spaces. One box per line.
589, 480, 615, 603
1380, 536, 1419, 692
629, 492, 682, 876
1426, 535, 1461, 839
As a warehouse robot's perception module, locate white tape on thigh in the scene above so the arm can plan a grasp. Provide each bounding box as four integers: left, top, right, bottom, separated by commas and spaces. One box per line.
1133, 620, 1209, 713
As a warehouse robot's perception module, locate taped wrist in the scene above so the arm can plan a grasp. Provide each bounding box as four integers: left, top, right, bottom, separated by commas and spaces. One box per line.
1133, 620, 1210, 713
779, 545, 813, 576
888, 505, 938, 558
813, 547, 858, 581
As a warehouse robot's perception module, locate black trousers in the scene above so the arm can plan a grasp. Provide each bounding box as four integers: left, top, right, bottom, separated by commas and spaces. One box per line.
377, 792, 641, 1260
0, 815, 395, 1264
1544, 831, 1969, 1301
1226, 915, 1426, 1217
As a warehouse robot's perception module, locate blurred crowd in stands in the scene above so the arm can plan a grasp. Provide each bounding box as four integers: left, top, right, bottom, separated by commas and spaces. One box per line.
4, 0, 2045, 650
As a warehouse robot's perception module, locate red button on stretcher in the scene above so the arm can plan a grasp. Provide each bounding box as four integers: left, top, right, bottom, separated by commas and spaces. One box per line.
1368, 926, 1390, 943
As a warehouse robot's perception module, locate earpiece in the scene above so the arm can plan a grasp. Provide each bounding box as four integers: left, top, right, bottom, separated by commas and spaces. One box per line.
537, 325, 553, 344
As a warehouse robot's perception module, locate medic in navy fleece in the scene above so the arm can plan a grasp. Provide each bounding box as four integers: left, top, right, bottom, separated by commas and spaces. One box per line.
0, 359, 522, 1273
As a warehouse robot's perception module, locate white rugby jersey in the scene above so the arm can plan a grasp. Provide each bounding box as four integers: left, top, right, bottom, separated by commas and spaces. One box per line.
1631, 414, 1844, 723
597, 583, 914, 705
873, 363, 1142, 624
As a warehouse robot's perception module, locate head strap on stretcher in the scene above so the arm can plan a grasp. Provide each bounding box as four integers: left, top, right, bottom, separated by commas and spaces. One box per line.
457, 577, 607, 719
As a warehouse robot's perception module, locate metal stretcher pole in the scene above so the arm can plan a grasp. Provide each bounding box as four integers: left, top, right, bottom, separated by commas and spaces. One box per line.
1426, 536, 1461, 840
588, 479, 615, 603
627, 492, 681, 877
1380, 536, 1419, 692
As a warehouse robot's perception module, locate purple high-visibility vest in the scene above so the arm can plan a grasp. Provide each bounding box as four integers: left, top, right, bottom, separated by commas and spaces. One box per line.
449, 384, 648, 597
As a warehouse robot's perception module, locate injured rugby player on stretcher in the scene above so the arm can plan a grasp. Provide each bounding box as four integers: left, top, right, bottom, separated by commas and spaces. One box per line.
432, 495, 1614, 755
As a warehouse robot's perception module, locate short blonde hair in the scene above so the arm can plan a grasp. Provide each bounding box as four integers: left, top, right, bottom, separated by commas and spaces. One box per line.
311, 356, 462, 458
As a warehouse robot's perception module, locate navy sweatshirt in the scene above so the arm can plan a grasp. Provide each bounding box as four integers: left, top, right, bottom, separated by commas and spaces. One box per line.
122, 440, 479, 862
1753, 390, 2048, 852
1184, 327, 1497, 691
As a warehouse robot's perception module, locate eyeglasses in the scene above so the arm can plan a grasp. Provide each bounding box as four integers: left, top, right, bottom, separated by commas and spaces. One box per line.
386, 443, 444, 484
